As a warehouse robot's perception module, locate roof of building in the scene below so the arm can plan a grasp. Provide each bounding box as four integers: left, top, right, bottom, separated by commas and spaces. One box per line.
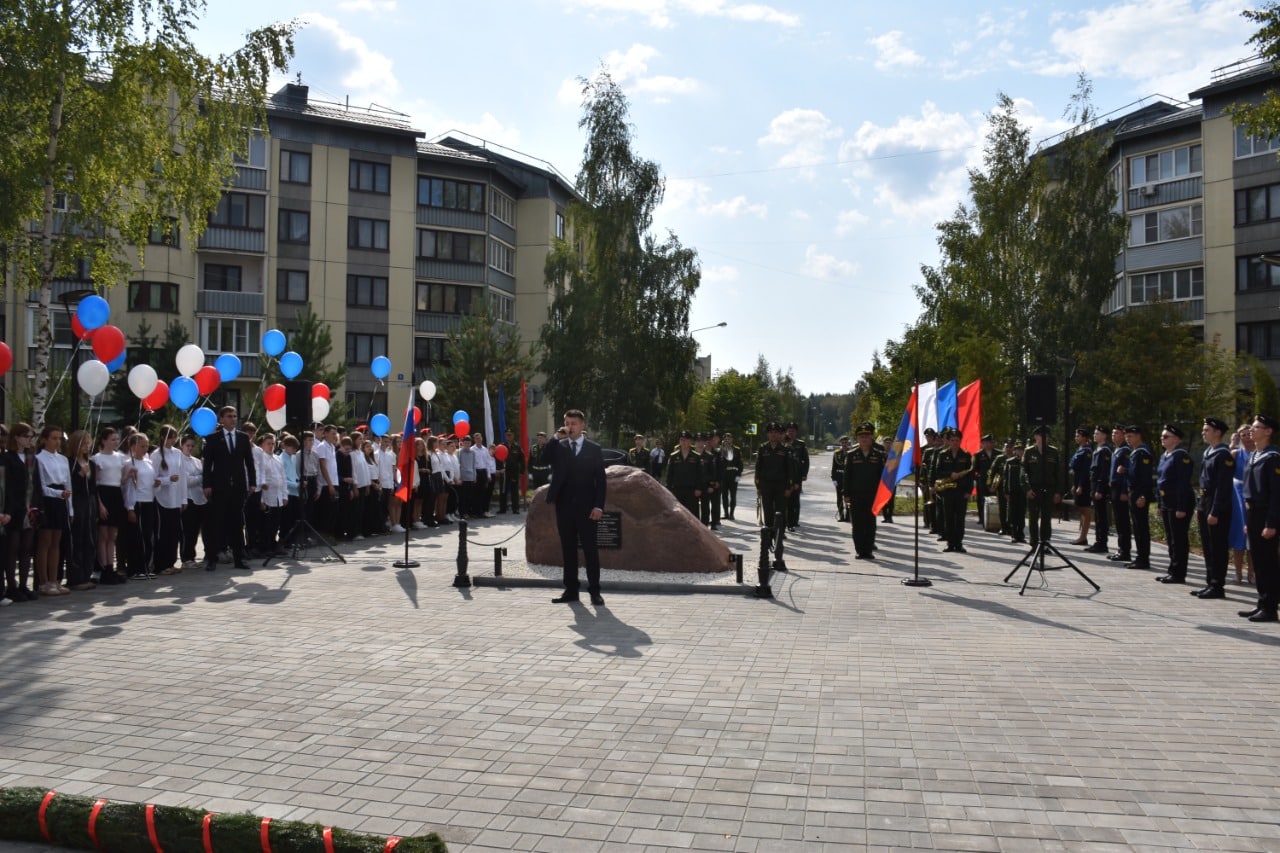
415, 140, 492, 165
266, 84, 424, 139
1190, 55, 1280, 101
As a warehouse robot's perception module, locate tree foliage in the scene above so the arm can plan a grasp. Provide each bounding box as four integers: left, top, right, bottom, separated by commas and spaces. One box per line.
0, 0, 294, 427
1228, 3, 1280, 139
540, 69, 700, 445
435, 304, 536, 439
691, 369, 763, 439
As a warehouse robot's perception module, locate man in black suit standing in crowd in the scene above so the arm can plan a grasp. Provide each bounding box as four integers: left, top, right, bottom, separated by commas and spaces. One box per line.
544, 408, 608, 605
202, 406, 257, 571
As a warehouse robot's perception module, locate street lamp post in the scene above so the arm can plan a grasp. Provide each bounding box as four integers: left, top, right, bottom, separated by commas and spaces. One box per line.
690, 321, 728, 335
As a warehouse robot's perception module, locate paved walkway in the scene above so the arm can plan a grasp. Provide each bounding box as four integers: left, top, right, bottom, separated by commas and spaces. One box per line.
3, 468, 1280, 852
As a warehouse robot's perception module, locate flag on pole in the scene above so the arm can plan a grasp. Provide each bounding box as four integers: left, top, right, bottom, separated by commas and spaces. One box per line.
937, 380, 958, 429
483, 380, 495, 448
394, 388, 417, 503
914, 379, 938, 464
519, 379, 529, 494
957, 380, 981, 454
873, 386, 918, 515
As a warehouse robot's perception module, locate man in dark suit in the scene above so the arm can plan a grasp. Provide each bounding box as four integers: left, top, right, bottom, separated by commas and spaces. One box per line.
544, 408, 607, 605
202, 406, 257, 571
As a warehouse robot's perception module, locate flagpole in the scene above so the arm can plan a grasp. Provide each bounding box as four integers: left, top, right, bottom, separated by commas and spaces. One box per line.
393, 384, 420, 569
903, 377, 931, 587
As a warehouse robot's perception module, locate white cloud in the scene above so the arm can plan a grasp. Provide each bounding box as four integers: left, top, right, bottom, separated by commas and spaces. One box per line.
759, 108, 843, 178
702, 195, 768, 218
835, 209, 868, 237
869, 30, 925, 72
605, 44, 661, 82
790, 209, 811, 221
701, 264, 740, 284
336, 0, 395, 11
1040, 0, 1252, 98
300, 14, 399, 98
801, 245, 857, 280
562, 0, 799, 29
559, 44, 699, 104
662, 178, 766, 218
844, 101, 978, 160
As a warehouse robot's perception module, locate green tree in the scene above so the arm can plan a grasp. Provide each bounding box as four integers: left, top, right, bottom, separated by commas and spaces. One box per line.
694, 368, 763, 439
1228, 4, 1280, 139
541, 69, 700, 446
435, 304, 536, 439
259, 306, 350, 424
0, 0, 294, 427
1251, 355, 1280, 420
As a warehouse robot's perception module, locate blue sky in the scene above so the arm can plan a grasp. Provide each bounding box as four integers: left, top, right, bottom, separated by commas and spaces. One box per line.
196, 0, 1256, 395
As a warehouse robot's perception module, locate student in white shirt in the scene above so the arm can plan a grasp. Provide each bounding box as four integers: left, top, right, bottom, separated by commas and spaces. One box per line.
122, 433, 157, 578
180, 435, 207, 570
34, 426, 72, 596
150, 425, 187, 574
91, 427, 127, 582
256, 433, 286, 554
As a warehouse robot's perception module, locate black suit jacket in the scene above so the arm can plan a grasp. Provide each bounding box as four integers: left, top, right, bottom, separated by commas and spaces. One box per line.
544, 436, 607, 514
201, 429, 256, 497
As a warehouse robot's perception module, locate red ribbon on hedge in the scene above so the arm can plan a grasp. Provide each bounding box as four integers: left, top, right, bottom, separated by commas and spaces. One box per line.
146, 803, 164, 853
322, 826, 335, 853
382, 836, 401, 853
260, 816, 273, 853
38, 790, 57, 841
88, 798, 107, 849
202, 813, 217, 853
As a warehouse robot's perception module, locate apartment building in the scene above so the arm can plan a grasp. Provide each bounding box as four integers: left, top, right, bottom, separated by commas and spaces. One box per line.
4, 83, 576, 434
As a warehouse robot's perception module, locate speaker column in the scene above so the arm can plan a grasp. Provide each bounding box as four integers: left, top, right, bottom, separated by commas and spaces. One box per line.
1025, 374, 1057, 425
285, 380, 313, 427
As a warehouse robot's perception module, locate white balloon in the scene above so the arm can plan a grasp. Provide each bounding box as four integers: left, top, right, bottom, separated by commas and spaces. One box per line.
127, 364, 159, 399
77, 360, 110, 397
175, 343, 205, 378
419, 379, 437, 401
312, 396, 330, 423
265, 407, 288, 431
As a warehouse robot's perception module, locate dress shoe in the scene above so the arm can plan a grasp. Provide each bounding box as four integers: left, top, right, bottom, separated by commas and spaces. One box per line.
205, 562, 216, 572
1126, 561, 1150, 570
232, 562, 252, 571
1196, 587, 1225, 599
1189, 586, 1211, 596
1107, 553, 1131, 562
1238, 606, 1262, 618
590, 593, 605, 606
1248, 610, 1279, 622
551, 593, 579, 603
1156, 575, 1185, 584
952, 545, 967, 554
1084, 544, 1109, 554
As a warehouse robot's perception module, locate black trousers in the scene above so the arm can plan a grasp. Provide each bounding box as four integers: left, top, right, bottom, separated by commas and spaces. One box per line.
944, 490, 966, 548
759, 484, 788, 531
787, 484, 802, 528
206, 489, 247, 564
126, 501, 157, 575
1160, 507, 1190, 578
1198, 507, 1229, 589
155, 504, 182, 570
849, 497, 876, 556
1004, 493, 1025, 540
1246, 507, 1278, 613
181, 501, 206, 564
1130, 500, 1151, 562
1092, 493, 1109, 547
672, 487, 697, 517
1027, 492, 1054, 545
1111, 490, 1132, 556
722, 479, 738, 518
556, 506, 600, 596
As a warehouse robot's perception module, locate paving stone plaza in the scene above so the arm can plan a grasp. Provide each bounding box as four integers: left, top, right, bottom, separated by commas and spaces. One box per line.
2, 468, 1280, 852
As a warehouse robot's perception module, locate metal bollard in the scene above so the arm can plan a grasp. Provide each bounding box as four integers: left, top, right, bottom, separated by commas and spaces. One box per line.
756, 526, 773, 599
494, 546, 507, 576
453, 520, 471, 588
772, 511, 788, 573
734, 553, 743, 584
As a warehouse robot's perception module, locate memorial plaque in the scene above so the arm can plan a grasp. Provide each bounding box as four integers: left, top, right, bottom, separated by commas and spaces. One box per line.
596, 511, 622, 549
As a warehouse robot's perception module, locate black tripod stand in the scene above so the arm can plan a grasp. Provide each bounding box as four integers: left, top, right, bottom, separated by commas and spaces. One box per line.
1004, 537, 1099, 595
264, 438, 346, 567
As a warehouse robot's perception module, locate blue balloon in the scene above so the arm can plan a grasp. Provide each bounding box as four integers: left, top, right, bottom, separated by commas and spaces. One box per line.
105, 350, 126, 373
190, 407, 218, 436
169, 375, 199, 410
262, 329, 287, 357
370, 413, 391, 437
452, 410, 469, 424
279, 350, 303, 379
371, 355, 392, 380
76, 295, 110, 331
214, 353, 242, 382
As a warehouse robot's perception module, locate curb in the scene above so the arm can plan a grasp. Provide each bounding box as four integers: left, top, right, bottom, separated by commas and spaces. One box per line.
0, 787, 447, 853
470, 575, 758, 595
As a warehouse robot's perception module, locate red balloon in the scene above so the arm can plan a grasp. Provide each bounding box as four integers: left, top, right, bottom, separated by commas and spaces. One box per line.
412, 406, 422, 426
312, 382, 330, 400
493, 444, 509, 462
91, 324, 125, 362
143, 380, 169, 412
454, 420, 470, 439
263, 383, 286, 411
0, 341, 11, 378
71, 316, 93, 341
194, 365, 220, 396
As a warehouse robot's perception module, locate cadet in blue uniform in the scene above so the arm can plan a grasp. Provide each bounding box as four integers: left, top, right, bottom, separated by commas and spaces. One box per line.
1086, 425, 1112, 554
1069, 427, 1093, 545
1155, 424, 1193, 583
1124, 425, 1154, 570
1108, 424, 1132, 562
1241, 414, 1280, 622
1193, 417, 1234, 599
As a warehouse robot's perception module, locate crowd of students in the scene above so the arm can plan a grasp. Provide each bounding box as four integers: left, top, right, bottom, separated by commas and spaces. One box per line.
0, 419, 526, 605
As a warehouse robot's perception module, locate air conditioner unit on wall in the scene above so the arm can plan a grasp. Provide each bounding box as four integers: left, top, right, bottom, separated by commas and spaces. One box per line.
1140, 185, 1158, 197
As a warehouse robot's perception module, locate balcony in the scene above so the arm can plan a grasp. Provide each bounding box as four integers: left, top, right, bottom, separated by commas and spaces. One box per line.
197, 290, 265, 316
417, 207, 485, 230
198, 226, 265, 253
415, 259, 484, 282
1127, 176, 1202, 211
414, 313, 464, 334
25, 279, 97, 303
204, 353, 262, 379
231, 166, 267, 191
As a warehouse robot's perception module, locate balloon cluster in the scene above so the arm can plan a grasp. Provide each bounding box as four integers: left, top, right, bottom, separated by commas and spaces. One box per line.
71, 295, 129, 398
452, 408, 471, 440
261, 379, 330, 431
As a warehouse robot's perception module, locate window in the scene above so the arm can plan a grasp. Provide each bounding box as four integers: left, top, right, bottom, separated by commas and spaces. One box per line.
279, 208, 310, 243
346, 390, 388, 416
349, 159, 390, 194
347, 274, 388, 308
346, 333, 388, 366
1236, 183, 1280, 226
416, 229, 485, 263
200, 317, 262, 354
1239, 321, 1280, 359
489, 239, 514, 275
204, 264, 242, 292
414, 336, 450, 368
280, 149, 311, 184
415, 282, 478, 314
233, 133, 267, 169
208, 192, 265, 229
148, 218, 180, 247
491, 190, 514, 225
1129, 267, 1203, 304
1129, 143, 1202, 186
27, 307, 75, 348
1129, 204, 1202, 246
489, 291, 514, 324
1237, 255, 1280, 291
416, 176, 485, 212
1236, 125, 1280, 159
348, 217, 390, 251
555, 210, 565, 240
128, 281, 179, 313
278, 269, 308, 303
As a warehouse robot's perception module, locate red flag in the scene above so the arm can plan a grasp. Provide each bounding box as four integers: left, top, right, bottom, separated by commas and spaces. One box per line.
394, 388, 417, 503
957, 380, 981, 454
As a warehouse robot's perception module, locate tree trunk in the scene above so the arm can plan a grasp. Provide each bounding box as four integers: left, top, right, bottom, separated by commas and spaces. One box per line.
33, 69, 67, 430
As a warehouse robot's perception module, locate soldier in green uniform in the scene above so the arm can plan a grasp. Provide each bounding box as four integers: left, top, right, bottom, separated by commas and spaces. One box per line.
988, 438, 1014, 535
973, 434, 996, 530
843, 423, 886, 559
705, 432, 725, 530
720, 432, 742, 521
528, 431, 552, 490
832, 435, 851, 522
1023, 424, 1063, 547
627, 434, 649, 470
1002, 439, 1027, 543
919, 428, 940, 532
937, 427, 975, 553
666, 430, 704, 516
755, 422, 795, 531
783, 422, 809, 532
